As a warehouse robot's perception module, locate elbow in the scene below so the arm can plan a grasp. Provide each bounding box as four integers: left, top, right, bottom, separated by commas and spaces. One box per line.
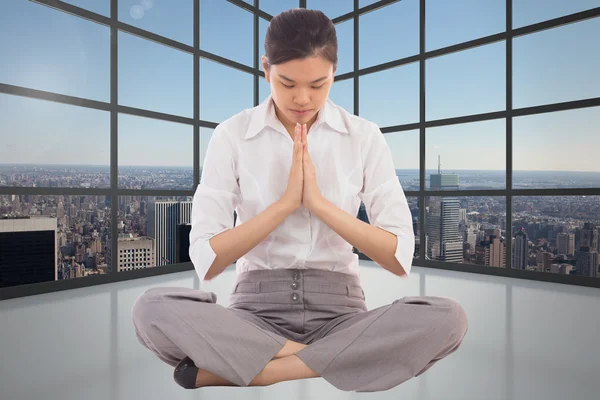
188, 237, 218, 283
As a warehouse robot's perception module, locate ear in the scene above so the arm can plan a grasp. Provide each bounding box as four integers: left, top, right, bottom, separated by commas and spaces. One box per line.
261, 55, 270, 83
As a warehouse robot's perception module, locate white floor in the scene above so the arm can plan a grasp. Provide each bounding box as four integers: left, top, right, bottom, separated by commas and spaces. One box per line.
1, 261, 599, 400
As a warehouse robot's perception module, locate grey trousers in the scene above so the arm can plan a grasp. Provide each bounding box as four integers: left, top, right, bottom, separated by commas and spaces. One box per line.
132, 268, 468, 392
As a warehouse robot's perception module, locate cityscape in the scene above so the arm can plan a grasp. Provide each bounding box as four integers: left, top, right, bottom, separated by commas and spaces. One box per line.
1, 163, 599, 288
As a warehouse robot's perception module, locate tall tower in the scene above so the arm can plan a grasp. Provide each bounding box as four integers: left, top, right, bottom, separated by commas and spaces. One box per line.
148, 201, 193, 266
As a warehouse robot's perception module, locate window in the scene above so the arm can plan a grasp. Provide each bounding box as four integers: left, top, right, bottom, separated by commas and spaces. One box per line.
426, 42, 505, 121
512, 196, 600, 277
359, 63, 420, 127
259, 0, 299, 17
307, 0, 353, 19
336, 20, 354, 75
359, 0, 419, 69
0, 94, 110, 188
119, 31, 193, 117
62, 0, 110, 16
426, 0, 505, 51
513, 0, 600, 28
329, 78, 354, 115
117, 196, 193, 269
200, 0, 253, 66
118, 0, 193, 45
0, 194, 111, 288
0, 1, 109, 101
513, 18, 600, 109
118, 114, 193, 190
199, 128, 215, 180
199, 58, 254, 123
426, 196, 507, 268
384, 130, 420, 191
513, 107, 600, 189
426, 119, 506, 190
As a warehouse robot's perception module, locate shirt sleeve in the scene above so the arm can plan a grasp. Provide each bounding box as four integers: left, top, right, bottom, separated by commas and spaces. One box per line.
358, 124, 415, 277
188, 125, 241, 281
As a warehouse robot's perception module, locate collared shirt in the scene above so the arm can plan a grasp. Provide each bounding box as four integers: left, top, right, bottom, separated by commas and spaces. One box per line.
189, 94, 415, 281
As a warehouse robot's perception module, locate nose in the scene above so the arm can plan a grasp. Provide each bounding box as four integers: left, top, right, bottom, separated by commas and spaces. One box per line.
293, 89, 310, 107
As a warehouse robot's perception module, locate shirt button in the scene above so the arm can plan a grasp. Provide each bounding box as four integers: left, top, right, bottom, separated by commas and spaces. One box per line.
291, 293, 299, 301
291, 282, 298, 290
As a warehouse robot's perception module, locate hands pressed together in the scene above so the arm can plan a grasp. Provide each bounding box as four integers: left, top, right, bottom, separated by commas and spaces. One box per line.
282, 122, 324, 212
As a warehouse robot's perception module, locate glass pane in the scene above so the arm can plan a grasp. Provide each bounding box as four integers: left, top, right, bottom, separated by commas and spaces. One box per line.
119, 0, 193, 45
0, 94, 110, 189
426, 0, 505, 51
200, 58, 254, 123
427, 42, 505, 121
0, 194, 111, 288
356, 197, 420, 259
359, 0, 381, 8
62, 0, 109, 16
513, 18, 600, 109
426, 196, 507, 267
199, 128, 214, 181
427, 119, 506, 190
383, 130, 420, 191
116, 195, 193, 269
512, 196, 600, 277
336, 20, 354, 75
259, 75, 271, 103
329, 77, 354, 114
0, 1, 109, 101
119, 31, 193, 117
513, 107, 600, 189
200, 0, 253, 66
118, 114, 193, 190
307, 0, 353, 19
259, 17, 269, 60
359, 63, 420, 127
513, 0, 600, 28
359, 0, 419, 69
259, 0, 299, 16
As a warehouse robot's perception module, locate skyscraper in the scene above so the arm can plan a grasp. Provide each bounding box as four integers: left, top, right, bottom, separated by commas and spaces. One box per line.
427, 197, 463, 263
430, 155, 459, 191
0, 217, 57, 288
427, 156, 462, 263
148, 200, 193, 266
581, 223, 598, 250
108, 236, 156, 272
576, 223, 598, 277
513, 228, 528, 270
557, 232, 575, 256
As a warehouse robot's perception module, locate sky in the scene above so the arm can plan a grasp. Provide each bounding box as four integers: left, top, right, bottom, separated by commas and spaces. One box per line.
0, 0, 599, 172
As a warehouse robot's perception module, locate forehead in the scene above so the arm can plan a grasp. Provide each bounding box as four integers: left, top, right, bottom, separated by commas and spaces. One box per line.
273, 56, 333, 82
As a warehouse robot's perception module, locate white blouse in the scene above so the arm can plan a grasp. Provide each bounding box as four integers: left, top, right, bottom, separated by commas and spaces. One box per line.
189, 94, 415, 282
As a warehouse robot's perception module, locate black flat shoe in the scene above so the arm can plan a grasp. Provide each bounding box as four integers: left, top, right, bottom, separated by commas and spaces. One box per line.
173, 356, 199, 389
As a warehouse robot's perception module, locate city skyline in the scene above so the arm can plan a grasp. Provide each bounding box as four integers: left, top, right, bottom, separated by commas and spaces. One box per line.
1, 1, 599, 170
1, 1, 599, 290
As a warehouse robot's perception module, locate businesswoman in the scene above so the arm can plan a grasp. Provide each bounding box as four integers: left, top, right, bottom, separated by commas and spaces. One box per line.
132, 8, 468, 392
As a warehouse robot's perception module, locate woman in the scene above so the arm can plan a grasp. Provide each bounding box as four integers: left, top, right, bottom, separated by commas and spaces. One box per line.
132, 8, 468, 392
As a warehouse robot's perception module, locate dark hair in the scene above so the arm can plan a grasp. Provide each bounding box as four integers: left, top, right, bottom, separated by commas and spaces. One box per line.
264, 8, 338, 70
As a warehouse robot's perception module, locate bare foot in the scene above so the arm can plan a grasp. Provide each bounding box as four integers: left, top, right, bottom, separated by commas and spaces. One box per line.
195, 368, 238, 387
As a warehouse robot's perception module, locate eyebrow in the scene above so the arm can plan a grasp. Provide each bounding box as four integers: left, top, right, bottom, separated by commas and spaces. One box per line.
279, 74, 328, 84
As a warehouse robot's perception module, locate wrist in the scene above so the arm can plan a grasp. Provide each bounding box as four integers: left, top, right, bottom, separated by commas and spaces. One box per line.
276, 198, 297, 215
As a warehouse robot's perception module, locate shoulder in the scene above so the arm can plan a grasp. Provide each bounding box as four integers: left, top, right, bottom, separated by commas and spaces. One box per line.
211, 105, 257, 143
327, 99, 381, 143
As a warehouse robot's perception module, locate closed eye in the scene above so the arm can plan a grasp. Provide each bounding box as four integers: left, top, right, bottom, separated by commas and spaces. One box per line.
282, 83, 325, 89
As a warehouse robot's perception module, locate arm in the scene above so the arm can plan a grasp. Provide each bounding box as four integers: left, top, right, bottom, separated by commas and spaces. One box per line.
311, 199, 406, 276
310, 124, 415, 277
189, 126, 294, 282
